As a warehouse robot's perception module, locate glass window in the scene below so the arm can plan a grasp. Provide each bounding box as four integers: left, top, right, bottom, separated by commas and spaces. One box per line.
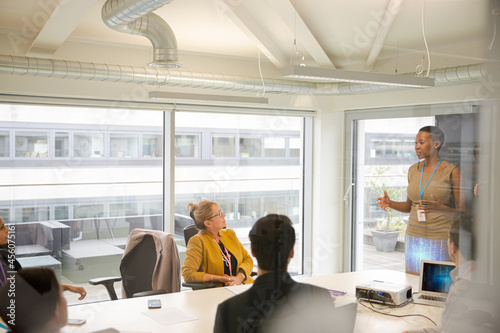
239, 137, 261, 158
264, 137, 286, 157
175, 112, 306, 276
142, 201, 163, 215
264, 196, 286, 215
73, 204, 104, 218
110, 202, 138, 217
74, 132, 104, 158
212, 135, 235, 157
238, 197, 260, 220
143, 134, 163, 158
110, 133, 138, 158
386, 139, 402, 158
0, 131, 9, 157
15, 131, 49, 157
175, 134, 199, 157
403, 139, 415, 158
55, 132, 69, 158
217, 198, 236, 221
289, 137, 300, 157
370, 138, 383, 158
14, 206, 50, 222
1, 104, 164, 305
54, 206, 69, 220
0, 208, 10, 223
289, 194, 300, 218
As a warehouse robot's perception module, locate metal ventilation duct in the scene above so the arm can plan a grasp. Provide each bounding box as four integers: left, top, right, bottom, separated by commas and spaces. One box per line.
101, 0, 181, 68
334, 64, 487, 94
0, 55, 486, 95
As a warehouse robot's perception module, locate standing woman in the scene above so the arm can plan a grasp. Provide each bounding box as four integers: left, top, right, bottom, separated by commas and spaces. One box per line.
182, 199, 254, 286
377, 126, 465, 275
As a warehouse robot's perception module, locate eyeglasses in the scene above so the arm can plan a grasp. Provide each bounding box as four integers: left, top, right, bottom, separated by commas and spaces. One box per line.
208, 209, 223, 220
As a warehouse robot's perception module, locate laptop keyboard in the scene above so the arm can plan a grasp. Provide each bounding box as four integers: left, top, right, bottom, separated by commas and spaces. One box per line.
419, 295, 446, 302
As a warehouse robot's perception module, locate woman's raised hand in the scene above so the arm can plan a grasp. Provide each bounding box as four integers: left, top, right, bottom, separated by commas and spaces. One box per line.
376, 190, 391, 211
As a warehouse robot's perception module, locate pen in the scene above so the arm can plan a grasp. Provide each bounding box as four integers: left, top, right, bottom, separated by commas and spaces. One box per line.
328, 289, 347, 296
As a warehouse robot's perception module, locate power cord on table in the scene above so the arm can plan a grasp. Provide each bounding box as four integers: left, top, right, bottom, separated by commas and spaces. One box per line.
357, 298, 437, 326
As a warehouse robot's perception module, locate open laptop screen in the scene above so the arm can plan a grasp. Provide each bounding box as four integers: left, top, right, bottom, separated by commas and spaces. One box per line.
421, 261, 455, 293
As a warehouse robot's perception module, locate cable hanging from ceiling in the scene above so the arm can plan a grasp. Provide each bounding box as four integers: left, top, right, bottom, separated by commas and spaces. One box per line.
418, 0, 431, 78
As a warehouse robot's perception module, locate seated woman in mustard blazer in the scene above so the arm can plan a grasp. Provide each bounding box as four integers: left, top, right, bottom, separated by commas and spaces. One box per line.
182, 199, 254, 286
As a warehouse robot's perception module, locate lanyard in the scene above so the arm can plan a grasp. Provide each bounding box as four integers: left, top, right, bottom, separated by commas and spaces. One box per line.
419, 158, 442, 199
213, 238, 232, 276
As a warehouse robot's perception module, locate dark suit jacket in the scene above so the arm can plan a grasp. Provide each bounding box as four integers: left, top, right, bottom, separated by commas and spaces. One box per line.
214, 271, 336, 333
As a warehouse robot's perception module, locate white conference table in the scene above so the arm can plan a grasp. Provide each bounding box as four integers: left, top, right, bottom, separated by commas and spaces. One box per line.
62, 269, 443, 333
295, 269, 443, 333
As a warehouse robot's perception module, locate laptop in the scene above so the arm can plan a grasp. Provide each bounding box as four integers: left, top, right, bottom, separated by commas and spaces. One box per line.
413, 260, 455, 307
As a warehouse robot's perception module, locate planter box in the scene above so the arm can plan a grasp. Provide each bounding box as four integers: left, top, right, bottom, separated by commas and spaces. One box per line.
371, 230, 400, 252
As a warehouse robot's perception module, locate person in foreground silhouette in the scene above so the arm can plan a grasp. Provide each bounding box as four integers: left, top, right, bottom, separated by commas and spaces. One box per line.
214, 214, 338, 333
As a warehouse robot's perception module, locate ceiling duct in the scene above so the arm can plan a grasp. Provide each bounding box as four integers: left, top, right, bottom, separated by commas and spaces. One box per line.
0, 55, 487, 96
332, 64, 487, 94
101, 0, 181, 68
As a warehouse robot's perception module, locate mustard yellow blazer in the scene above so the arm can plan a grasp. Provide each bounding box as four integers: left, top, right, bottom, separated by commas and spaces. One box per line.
182, 228, 254, 285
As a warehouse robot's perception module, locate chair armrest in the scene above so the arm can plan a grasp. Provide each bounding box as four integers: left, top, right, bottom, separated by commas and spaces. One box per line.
182, 282, 217, 290
132, 289, 168, 298
89, 276, 122, 300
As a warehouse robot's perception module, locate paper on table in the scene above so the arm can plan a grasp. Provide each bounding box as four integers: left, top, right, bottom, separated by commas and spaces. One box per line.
141, 307, 198, 326
225, 284, 252, 295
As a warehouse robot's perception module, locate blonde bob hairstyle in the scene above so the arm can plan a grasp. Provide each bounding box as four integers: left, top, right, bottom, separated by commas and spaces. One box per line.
187, 199, 217, 230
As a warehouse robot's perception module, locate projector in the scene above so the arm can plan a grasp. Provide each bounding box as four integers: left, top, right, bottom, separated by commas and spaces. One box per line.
356, 280, 412, 306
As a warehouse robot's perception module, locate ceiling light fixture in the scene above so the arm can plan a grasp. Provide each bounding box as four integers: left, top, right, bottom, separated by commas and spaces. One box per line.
149, 91, 268, 104
282, 66, 435, 88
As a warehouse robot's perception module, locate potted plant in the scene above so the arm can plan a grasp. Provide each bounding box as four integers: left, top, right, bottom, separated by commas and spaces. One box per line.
365, 166, 408, 252
371, 209, 406, 252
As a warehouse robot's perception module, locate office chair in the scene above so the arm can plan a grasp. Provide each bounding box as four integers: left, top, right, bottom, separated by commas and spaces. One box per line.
183, 224, 199, 246
90, 229, 181, 300
182, 224, 217, 290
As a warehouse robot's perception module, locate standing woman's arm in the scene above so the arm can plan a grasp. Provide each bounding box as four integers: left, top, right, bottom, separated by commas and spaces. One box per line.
377, 165, 413, 213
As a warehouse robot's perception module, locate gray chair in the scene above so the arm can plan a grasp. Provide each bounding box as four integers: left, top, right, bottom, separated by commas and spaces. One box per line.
90, 233, 174, 299
183, 224, 199, 246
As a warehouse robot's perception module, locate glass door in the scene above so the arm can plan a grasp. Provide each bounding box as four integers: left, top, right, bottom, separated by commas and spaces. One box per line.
344, 105, 478, 272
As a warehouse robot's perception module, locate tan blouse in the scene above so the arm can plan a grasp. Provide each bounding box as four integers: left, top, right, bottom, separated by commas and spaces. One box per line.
406, 162, 456, 240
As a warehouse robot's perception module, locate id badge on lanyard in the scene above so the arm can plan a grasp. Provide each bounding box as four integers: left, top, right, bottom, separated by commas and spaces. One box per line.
417, 209, 426, 222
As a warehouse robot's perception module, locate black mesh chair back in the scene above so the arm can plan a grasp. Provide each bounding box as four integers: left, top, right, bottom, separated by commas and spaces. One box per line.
183, 224, 199, 246
120, 234, 157, 298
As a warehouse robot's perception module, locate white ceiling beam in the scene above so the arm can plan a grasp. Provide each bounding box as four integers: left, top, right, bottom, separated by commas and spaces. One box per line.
365, 0, 405, 71
220, 0, 288, 68
26, 0, 98, 58
265, 0, 335, 68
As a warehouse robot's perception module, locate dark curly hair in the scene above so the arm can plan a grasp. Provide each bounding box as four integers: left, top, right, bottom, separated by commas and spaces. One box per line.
419, 126, 445, 150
